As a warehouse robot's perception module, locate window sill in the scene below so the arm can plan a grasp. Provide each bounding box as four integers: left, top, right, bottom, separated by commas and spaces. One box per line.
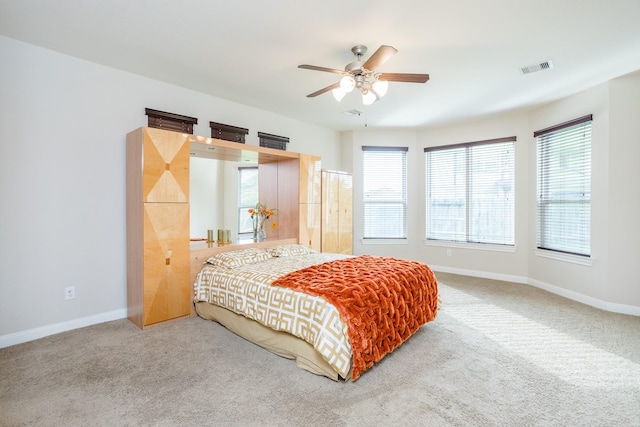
535, 249, 592, 266
361, 238, 408, 245
424, 239, 516, 253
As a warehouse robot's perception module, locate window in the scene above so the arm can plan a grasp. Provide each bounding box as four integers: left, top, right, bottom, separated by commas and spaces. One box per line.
362, 146, 407, 239
425, 137, 515, 245
535, 115, 592, 257
237, 167, 258, 234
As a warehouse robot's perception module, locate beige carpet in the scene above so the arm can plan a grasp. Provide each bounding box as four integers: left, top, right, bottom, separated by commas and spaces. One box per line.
2, 273, 639, 426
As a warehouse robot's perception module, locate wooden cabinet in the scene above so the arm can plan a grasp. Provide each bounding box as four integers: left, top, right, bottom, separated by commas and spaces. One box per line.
127, 126, 323, 328
299, 154, 322, 251
257, 157, 301, 242
127, 127, 191, 328
321, 170, 353, 254
256, 154, 321, 251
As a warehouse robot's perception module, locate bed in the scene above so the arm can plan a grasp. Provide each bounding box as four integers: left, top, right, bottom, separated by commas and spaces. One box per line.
192, 243, 438, 381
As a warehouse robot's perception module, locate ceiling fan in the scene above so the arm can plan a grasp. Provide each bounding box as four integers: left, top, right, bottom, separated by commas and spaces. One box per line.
298, 45, 430, 105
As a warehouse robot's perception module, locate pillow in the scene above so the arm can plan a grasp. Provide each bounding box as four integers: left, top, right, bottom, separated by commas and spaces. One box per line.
267, 244, 317, 257
205, 248, 272, 269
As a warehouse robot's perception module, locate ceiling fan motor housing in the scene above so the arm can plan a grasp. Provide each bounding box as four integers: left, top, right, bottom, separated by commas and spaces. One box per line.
347, 45, 370, 75
346, 61, 366, 75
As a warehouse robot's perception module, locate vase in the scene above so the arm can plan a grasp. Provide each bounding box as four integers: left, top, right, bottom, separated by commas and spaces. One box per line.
253, 216, 267, 241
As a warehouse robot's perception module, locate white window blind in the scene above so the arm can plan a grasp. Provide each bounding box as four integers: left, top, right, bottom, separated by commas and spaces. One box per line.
535, 115, 592, 257
237, 167, 258, 234
425, 137, 515, 245
362, 146, 408, 239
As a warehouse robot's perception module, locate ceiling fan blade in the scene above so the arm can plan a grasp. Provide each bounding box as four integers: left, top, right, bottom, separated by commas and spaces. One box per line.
298, 64, 347, 75
306, 82, 340, 98
377, 73, 430, 83
363, 45, 397, 71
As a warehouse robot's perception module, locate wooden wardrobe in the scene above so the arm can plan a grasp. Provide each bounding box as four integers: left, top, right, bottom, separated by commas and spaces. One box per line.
321, 170, 353, 254
126, 127, 191, 328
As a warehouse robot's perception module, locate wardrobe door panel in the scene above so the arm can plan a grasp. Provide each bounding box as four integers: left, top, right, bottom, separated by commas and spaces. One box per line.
338, 173, 353, 254
142, 203, 190, 326
142, 127, 190, 203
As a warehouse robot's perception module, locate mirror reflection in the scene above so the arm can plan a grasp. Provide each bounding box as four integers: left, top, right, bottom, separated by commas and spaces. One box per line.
189, 141, 259, 241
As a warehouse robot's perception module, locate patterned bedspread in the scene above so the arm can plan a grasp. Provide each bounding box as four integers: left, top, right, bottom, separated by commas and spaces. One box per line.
272, 255, 439, 380
193, 253, 353, 378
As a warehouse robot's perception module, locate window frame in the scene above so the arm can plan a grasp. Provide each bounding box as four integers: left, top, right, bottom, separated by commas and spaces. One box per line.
361, 146, 408, 241
424, 136, 516, 246
534, 114, 592, 258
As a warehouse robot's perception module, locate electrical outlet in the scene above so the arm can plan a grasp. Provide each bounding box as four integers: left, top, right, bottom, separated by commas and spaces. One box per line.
446, 249, 452, 257
64, 286, 75, 300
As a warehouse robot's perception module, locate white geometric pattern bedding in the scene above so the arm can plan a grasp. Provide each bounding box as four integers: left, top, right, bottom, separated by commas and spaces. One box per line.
193, 253, 353, 378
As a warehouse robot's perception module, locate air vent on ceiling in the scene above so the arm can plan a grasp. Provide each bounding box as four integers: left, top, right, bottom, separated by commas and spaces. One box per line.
520, 60, 554, 75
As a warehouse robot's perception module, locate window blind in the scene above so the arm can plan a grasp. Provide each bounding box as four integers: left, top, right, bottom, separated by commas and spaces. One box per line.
425, 137, 515, 245
210, 121, 249, 144
535, 115, 592, 256
145, 108, 198, 134
257, 132, 289, 151
362, 146, 408, 239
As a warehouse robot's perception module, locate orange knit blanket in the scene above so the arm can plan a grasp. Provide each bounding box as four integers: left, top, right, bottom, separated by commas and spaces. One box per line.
271, 255, 438, 380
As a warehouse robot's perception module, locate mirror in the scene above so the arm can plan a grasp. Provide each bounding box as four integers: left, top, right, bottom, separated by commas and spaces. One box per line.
188, 138, 300, 243
189, 141, 257, 240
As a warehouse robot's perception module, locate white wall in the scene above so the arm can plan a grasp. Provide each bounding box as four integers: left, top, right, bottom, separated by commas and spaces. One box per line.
606, 71, 640, 306
0, 35, 341, 345
524, 75, 640, 312
345, 115, 531, 276
346, 129, 422, 261
526, 83, 610, 304
347, 76, 640, 315
418, 113, 531, 280
2, 33, 638, 346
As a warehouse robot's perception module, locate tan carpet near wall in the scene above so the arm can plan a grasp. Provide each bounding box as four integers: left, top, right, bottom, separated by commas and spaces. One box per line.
2, 273, 640, 426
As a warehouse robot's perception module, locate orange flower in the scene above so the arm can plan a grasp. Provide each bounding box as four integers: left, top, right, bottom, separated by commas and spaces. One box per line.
249, 202, 279, 223
271, 221, 278, 229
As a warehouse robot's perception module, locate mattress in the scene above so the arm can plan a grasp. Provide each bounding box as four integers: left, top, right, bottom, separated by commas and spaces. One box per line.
193, 244, 438, 380
194, 246, 353, 379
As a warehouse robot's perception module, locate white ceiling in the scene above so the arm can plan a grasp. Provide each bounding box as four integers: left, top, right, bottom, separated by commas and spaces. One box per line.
2, 0, 640, 132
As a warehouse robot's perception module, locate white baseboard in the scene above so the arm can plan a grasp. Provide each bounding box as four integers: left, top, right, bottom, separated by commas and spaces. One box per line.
431, 265, 640, 317
527, 278, 640, 316
3, 265, 639, 349
430, 265, 529, 285
0, 309, 127, 349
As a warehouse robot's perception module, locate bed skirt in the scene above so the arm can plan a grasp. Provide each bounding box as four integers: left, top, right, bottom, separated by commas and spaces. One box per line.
195, 301, 348, 381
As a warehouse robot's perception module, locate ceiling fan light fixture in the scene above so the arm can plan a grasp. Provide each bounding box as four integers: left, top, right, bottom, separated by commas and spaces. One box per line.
299, 45, 429, 105
372, 80, 388, 97
332, 87, 346, 102
340, 75, 356, 93
362, 90, 378, 105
